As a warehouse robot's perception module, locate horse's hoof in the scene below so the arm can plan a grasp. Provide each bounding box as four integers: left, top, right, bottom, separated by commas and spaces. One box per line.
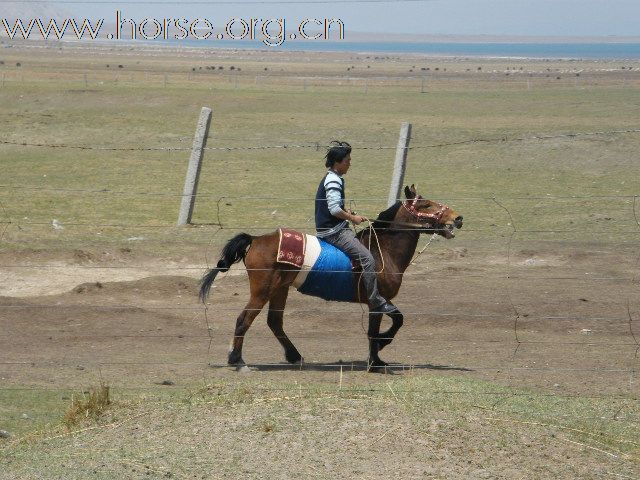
228, 356, 246, 368
367, 360, 391, 374
285, 351, 304, 364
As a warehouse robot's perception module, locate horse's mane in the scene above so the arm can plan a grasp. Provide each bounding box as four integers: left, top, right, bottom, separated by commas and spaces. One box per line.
356, 202, 402, 239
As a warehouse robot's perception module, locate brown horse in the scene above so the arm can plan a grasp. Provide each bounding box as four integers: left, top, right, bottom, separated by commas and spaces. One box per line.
200, 185, 463, 371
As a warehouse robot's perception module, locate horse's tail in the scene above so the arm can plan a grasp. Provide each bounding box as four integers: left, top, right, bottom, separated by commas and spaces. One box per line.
199, 233, 253, 303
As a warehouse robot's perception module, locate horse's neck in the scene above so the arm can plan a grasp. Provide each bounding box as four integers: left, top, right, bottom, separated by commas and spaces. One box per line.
374, 206, 424, 275
378, 230, 420, 274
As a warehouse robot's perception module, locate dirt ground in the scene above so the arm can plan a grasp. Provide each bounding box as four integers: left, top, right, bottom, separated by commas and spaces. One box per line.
1, 239, 638, 397
1, 239, 639, 479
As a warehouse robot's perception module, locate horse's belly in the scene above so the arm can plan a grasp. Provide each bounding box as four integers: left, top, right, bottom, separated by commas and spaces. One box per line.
293, 236, 355, 302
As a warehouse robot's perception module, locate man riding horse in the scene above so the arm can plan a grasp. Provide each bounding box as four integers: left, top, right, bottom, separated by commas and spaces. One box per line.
200, 141, 463, 371
315, 140, 398, 317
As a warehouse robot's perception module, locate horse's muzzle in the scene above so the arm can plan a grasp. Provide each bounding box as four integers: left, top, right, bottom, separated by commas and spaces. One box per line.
454, 216, 463, 229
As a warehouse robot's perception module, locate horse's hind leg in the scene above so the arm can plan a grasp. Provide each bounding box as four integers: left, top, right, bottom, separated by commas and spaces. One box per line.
267, 286, 303, 364
228, 294, 268, 366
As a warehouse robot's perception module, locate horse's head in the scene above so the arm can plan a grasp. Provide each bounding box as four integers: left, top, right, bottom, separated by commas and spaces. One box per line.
400, 185, 463, 239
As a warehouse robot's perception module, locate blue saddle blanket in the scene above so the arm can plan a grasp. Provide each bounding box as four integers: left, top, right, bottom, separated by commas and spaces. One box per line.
297, 239, 355, 302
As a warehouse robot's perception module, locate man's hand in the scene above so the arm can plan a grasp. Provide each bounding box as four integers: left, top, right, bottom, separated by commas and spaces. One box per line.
349, 213, 368, 225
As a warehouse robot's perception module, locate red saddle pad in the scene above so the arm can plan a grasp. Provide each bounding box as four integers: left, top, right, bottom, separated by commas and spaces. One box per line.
276, 228, 305, 268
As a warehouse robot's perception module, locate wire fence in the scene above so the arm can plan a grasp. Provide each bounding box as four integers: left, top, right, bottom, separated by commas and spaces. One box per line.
1, 68, 639, 94
0, 127, 639, 402
3, 127, 640, 153
2, 56, 640, 477
0, 208, 638, 388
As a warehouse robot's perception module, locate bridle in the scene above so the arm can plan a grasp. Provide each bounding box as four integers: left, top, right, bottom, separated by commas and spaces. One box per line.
402, 196, 447, 225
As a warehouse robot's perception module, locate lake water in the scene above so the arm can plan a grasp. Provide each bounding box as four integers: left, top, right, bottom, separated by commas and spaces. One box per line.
178, 39, 640, 60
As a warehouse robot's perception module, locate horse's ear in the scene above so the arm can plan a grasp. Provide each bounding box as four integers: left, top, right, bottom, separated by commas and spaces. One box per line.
404, 185, 416, 199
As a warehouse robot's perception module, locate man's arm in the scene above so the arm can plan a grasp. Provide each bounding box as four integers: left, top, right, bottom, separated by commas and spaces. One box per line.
331, 208, 367, 225
325, 176, 367, 225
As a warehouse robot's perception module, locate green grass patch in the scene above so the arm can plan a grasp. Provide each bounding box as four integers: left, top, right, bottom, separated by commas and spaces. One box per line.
2, 66, 640, 257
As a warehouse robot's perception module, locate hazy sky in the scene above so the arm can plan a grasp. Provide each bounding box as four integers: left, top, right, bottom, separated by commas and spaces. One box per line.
10, 0, 640, 36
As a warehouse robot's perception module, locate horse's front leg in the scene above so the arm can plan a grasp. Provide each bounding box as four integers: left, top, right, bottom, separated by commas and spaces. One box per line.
367, 312, 387, 371
377, 309, 404, 351
368, 309, 404, 373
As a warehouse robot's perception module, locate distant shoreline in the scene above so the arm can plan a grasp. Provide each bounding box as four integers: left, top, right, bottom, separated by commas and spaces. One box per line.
148, 39, 640, 60
4, 37, 640, 61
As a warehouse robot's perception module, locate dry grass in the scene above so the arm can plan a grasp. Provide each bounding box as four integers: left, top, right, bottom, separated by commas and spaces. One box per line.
63, 384, 111, 427
2, 376, 639, 479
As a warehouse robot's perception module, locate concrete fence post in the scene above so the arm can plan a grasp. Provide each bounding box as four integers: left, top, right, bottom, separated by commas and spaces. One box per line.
177, 107, 212, 226
387, 122, 412, 207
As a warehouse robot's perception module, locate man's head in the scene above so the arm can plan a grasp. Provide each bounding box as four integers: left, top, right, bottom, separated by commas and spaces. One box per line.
325, 141, 352, 174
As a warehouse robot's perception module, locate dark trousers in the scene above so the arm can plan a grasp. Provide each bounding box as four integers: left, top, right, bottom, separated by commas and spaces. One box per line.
321, 228, 386, 309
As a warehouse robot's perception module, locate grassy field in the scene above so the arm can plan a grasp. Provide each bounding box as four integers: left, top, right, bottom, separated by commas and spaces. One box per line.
1, 41, 639, 477
2, 376, 639, 479
1, 43, 639, 250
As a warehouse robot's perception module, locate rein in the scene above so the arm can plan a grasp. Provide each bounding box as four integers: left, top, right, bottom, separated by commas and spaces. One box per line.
364, 218, 385, 274
369, 205, 441, 269
359, 197, 448, 262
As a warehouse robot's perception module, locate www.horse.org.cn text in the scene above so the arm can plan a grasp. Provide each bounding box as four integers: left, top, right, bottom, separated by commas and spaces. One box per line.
1, 12, 346, 47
